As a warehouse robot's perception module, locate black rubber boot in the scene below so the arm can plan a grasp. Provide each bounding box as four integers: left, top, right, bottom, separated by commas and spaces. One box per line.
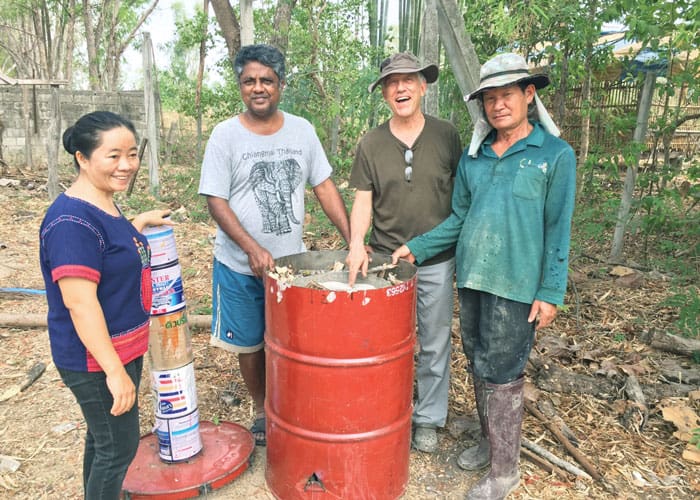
465, 377, 524, 500
457, 377, 490, 471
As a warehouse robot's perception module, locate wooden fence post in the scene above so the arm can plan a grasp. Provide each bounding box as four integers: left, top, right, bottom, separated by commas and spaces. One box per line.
46, 84, 61, 201
142, 32, 160, 197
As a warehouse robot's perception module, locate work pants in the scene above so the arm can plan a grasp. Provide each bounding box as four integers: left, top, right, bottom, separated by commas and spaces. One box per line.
413, 257, 455, 428
58, 356, 143, 500
458, 289, 535, 384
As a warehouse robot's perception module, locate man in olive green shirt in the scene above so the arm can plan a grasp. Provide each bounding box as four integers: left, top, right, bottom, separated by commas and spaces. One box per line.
347, 52, 462, 453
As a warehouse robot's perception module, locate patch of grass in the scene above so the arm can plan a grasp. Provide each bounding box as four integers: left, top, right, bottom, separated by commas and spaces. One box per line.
661, 286, 700, 339
190, 294, 212, 316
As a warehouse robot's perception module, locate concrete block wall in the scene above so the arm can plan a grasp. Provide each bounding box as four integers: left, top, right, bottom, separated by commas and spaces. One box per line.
0, 87, 145, 167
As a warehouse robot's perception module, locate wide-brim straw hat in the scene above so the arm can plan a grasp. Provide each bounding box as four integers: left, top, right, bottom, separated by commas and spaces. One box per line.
369, 52, 439, 93
466, 52, 550, 101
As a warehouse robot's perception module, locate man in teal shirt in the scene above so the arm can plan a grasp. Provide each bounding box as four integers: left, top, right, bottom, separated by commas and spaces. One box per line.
393, 52, 576, 499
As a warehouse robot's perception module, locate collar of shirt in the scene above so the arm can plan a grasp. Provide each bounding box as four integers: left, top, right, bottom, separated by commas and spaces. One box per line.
481, 121, 546, 159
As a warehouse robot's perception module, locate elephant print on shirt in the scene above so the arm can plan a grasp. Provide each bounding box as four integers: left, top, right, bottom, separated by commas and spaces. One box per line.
249, 158, 303, 235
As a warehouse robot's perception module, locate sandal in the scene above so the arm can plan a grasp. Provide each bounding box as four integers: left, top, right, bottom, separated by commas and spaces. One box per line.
250, 416, 266, 446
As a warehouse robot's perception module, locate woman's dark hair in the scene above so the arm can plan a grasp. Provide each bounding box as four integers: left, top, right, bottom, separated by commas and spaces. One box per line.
234, 44, 286, 83
62, 111, 137, 171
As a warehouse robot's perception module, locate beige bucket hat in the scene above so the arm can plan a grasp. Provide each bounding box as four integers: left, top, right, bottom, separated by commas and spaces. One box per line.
466, 52, 560, 157
466, 52, 550, 101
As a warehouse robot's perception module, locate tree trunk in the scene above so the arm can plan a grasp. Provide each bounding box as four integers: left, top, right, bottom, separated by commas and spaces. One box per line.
21, 87, 34, 169
639, 328, 700, 357
533, 361, 695, 402
308, 3, 327, 99
196, 0, 209, 159
240, 0, 254, 46
576, 0, 598, 199
32, 6, 48, 80
609, 71, 656, 263
82, 0, 101, 89
552, 50, 569, 127
211, 0, 242, 69
421, 0, 438, 117
436, 0, 481, 124
104, 0, 160, 91
367, 0, 388, 128
62, 0, 76, 82
330, 85, 341, 157
270, 0, 296, 53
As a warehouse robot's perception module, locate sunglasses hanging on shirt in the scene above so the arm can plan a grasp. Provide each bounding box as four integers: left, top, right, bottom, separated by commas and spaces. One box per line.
404, 149, 413, 182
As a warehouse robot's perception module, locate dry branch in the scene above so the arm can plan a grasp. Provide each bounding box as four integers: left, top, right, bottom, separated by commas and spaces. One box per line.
534, 362, 694, 402
0, 313, 212, 330
521, 438, 592, 480
20, 361, 46, 392
638, 329, 700, 357
520, 447, 570, 479
127, 137, 148, 196
621, 374, 648, 432
536, 398, 580, 446
525, 400, 603, 481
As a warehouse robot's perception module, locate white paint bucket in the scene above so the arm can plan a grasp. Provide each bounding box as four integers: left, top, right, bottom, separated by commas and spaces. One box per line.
151, 362, 199, 417
143, 225, 178, 267
151, 362, 202, 462
154, 408, 203, 462
150, 261, 186, 315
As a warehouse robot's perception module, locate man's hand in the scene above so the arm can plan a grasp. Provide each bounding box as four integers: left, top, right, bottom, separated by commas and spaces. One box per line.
346, 244, 372, 287
247, 244, 275, 278
391, 245, 415, 265
528, 300, 557, 330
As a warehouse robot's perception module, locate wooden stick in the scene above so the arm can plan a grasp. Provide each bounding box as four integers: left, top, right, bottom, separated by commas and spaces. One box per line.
521, 438, 592, 480
20, 361, 46, 391
0, 312, 212, 330
520, 447, 570, 479
622, 373, 648, 432
127, 137, 149, 196
525, 400, 603, 481
536, 398, 581, 447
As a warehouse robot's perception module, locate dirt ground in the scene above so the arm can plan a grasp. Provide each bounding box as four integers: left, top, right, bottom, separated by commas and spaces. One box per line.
0, 173, 698, 499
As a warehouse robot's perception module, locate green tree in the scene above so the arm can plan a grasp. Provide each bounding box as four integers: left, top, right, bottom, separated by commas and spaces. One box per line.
0, 0, 77, 81
610, 0, 700, 268
81, 0, 160, 90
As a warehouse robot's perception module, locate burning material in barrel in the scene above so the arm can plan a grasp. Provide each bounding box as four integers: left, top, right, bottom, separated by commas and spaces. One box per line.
267, 261, 403, 292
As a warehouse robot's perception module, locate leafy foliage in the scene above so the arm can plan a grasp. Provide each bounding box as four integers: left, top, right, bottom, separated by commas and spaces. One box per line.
661, 287, 700, 339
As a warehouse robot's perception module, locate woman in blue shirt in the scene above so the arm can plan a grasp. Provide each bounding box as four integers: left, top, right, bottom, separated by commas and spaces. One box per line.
40, 111, 170, 499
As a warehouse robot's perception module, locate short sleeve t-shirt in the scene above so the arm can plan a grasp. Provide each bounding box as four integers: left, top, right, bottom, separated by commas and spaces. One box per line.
350, 115, 462, 265
199, 112, 333, 274
39, 194, 152, 372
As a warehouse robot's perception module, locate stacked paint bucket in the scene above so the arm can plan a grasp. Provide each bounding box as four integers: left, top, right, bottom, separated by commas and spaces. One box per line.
143, 223, 203, 463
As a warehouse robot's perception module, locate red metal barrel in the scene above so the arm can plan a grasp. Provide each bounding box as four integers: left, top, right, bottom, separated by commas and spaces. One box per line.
264, 251, 417, 499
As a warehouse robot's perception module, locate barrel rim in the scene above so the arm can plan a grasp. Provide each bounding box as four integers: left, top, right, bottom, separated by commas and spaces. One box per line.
272, 250, 417, 283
